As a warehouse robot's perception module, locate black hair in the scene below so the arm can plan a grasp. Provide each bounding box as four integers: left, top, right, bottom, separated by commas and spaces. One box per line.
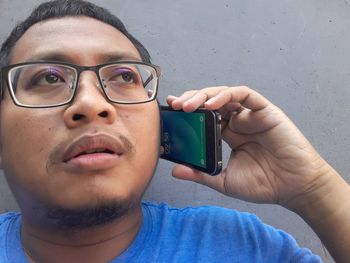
0, 0, 151, 68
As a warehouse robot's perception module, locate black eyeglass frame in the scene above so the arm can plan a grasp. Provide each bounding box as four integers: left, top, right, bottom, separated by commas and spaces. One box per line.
0, 60, 161, 108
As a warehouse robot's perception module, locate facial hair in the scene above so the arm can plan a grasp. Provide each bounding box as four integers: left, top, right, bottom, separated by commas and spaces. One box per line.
42, 130, 136, 230
43, 197, 133, 230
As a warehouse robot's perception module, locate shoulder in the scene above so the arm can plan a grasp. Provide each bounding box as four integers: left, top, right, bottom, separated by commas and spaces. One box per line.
0, 212, 21, 237
0, 212, 23, 261
142, 201, 259, 226
141, 202, 322, 262
0, 212, 21, 227
142, 201, 244, 216
141, 201, 273, 243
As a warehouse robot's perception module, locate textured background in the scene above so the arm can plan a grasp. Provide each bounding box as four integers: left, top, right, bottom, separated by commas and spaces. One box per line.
1, 1, 350, 262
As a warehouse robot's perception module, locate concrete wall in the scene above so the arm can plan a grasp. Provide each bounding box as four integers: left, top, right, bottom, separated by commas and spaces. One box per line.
2, 1, 350, 262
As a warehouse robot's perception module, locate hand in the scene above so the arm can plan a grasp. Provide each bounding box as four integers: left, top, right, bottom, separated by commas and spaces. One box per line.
166, 86, 332, 209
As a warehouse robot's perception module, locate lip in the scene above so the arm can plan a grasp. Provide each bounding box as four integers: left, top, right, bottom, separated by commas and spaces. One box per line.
62, 134, 125, 171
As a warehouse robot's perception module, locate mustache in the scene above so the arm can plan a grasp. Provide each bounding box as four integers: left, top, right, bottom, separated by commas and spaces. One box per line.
47, 127, 134, 167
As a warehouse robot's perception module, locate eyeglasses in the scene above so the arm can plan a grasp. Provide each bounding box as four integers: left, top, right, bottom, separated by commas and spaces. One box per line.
1, 61, 161, 108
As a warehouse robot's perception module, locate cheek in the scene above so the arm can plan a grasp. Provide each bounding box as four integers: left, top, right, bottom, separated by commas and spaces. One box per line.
120, 107, 160, 172
0, 110, 60, 188
120, 104, 160, 146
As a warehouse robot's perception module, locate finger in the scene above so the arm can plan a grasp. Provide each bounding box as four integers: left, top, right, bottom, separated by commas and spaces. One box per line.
222, 102, 244, 113
181, 92, 208, 112
204, 86, 270, 112
169, 86, 229, 111
228, 105, 284, 134
182, 86, 229, 111
218, 103, 245, 126
166, 90, 198, 110
222, 128, 254, 149
166, 95, 178, 106
172, 164, 226, 193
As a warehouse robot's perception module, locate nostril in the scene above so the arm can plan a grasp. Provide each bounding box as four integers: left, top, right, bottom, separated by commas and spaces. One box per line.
72, 114, 84, 121
99, 111, 108, 118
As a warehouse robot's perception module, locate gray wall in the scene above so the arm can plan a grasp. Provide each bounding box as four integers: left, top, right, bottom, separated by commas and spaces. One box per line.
1, 1, 350, 262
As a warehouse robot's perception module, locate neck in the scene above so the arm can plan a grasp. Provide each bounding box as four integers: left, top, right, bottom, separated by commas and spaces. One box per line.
21, 204, 142, 263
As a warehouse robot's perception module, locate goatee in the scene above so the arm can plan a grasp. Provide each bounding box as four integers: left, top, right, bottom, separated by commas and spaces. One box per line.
45, 200, 132, 230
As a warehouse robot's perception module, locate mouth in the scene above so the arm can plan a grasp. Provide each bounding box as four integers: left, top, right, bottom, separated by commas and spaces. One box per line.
73, 148, 116, 158
62, 134, 126, 171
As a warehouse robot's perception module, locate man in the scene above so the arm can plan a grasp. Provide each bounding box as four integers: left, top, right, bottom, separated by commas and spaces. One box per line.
0, 0, 349, 262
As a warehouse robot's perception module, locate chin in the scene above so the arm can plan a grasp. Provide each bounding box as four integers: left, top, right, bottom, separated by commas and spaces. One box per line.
34, 194, 138, 230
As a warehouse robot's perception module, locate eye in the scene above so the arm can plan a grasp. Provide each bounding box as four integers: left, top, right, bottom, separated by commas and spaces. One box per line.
44, 74, 61, 84
31, 68, 66, 86
109, 68, 139, 84
120, 71, 133, 82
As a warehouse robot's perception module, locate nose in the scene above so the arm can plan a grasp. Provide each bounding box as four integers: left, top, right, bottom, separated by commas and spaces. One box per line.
63, 74, 117, 128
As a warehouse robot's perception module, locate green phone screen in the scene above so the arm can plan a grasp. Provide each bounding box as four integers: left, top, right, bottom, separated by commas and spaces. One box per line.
161, 111, 207, 168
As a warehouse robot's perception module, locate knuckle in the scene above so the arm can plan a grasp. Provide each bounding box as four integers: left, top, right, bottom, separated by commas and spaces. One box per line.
183, 90, 196, 96
200, 86, 227, 96
237, 85, 251, 92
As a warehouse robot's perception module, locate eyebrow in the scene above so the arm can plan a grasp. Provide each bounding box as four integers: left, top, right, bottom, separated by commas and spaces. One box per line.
24, 51, 142, 64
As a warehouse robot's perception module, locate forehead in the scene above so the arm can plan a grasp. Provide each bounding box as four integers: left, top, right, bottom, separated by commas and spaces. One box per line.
10, 16, 142, 64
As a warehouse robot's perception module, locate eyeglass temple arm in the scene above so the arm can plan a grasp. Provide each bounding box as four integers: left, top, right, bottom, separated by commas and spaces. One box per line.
142, 66, 160, 87
143, 75, 154, 87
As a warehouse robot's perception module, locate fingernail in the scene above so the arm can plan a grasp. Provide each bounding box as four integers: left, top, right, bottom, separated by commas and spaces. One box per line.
205, 98, 214, 105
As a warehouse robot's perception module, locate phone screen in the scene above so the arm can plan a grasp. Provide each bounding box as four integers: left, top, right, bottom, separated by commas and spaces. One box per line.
161, 110, 207, 168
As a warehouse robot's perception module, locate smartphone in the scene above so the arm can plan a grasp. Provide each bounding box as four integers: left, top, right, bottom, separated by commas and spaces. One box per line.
160, 105, 222, 175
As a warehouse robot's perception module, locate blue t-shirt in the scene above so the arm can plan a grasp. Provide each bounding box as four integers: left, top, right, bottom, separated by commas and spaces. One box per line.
0, 202, 322, 262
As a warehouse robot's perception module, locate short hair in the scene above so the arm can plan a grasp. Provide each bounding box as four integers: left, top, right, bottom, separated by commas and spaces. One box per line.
0, 0, 151, 68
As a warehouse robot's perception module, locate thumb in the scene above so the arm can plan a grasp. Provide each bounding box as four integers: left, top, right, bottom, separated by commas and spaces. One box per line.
172, 164, 226, 194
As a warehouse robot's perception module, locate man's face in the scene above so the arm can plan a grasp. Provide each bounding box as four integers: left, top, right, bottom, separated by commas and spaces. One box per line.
0, 17, 160, 226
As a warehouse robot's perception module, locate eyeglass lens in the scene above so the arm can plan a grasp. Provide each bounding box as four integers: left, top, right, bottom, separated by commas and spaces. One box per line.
8, 63, 157, 106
